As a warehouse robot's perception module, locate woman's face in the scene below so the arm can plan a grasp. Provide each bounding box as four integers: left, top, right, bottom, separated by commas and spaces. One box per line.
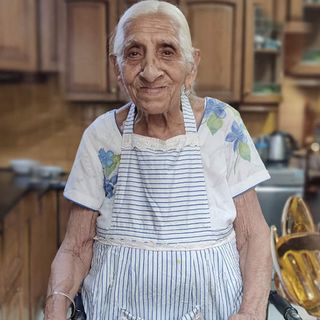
116, 14, 193, 115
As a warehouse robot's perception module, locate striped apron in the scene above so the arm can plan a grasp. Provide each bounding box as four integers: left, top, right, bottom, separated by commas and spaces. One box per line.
82, 93, 243, 320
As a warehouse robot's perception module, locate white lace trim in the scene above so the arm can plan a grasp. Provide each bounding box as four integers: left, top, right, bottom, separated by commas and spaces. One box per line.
122, 132, 200, 151
94, 230, 235, 251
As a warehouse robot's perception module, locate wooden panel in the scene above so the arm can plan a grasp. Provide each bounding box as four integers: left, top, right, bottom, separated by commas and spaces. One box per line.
0, 191, 59, 319
181, 0, 243, 102
65, 1, 118, 101
39, 0, 60, 72
29, 191, 58, 319
0, 193, 35, 320
273, 0, 287, 24
0, 0, 37, 71
289, 0, 304, 20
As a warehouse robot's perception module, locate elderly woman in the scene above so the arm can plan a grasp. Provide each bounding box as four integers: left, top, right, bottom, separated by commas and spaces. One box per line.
45, 1, 272, 319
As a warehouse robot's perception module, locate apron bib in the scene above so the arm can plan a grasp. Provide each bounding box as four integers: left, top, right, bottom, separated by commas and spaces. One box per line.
96, 92, 233, 249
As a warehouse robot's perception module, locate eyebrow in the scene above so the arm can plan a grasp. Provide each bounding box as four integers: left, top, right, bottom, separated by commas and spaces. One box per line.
124, 38, 179, 48
158, 40, 179, 49
123, 40, 142, 50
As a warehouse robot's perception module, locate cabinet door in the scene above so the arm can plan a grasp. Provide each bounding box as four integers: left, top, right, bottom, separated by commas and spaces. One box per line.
0, 0, 38, 71
64, 0, 118, 101
284, 1, 320, 77
180, 0, 243, 102
39, 0, 60, 72
29, 191, 58, 319
243, 0, 283, 104
0, 194, 33, 320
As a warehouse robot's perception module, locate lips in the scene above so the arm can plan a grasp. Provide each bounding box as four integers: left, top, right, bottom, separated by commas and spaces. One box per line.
139, 86, 167, 95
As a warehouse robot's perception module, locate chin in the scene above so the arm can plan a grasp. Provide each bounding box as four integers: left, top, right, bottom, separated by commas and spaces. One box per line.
133, 95, 180, 115
138, 102, 171, 115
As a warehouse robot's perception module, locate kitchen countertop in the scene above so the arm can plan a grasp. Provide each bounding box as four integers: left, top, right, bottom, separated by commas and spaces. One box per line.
0, 168, 66, 220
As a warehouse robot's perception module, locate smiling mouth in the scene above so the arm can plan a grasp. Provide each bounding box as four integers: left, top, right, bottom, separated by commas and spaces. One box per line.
139, 86, 167, 94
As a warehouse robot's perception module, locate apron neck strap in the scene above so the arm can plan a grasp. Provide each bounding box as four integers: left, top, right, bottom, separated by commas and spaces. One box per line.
123, 91, 197, 135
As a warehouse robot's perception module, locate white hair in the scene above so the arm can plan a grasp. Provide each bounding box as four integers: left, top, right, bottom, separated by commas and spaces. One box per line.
111, 0, 194, 65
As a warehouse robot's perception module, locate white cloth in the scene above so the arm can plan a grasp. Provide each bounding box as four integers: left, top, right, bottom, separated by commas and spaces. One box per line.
64, 96, 270, 319
64, 97, 270, 233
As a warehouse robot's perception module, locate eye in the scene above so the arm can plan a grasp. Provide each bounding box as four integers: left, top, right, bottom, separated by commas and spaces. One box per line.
160, 47, 175, 57
159, 45, 178, 60
163, 50, 174, 56
125, 47, 143, 60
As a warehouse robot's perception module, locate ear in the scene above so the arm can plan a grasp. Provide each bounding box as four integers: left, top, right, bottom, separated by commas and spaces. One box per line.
185, 48, 201, 90
193, 48, 201, 71
110, 54, 122, 82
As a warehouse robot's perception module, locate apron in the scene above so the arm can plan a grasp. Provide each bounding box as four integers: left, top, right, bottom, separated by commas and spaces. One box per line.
82, 93, 243, 320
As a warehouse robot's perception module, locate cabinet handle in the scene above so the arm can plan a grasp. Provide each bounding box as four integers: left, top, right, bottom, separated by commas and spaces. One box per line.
111, 87, 116, 94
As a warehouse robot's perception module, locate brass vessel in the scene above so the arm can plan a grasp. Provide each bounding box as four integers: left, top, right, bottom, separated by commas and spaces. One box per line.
271, 196, 320, 317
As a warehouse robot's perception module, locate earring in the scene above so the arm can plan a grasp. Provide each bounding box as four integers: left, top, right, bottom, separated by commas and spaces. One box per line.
183, 85, 191, 97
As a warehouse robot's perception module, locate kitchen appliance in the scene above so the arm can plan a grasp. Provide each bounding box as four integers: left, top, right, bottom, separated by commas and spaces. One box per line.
268, 131, 298, 164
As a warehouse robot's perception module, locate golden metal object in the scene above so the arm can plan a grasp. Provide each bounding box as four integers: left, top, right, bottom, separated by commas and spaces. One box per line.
281, 196, 316, 235
271, 195, 320, 317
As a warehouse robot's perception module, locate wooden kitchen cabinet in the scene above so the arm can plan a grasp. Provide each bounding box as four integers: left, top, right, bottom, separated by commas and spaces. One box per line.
179, 0, 243, 103
0, 193, 35, 320
0, 0, 60, 72
0, 0, 38, 71
39, 0, 61, 72
29, 190, 58, 319
284, 0, 320, 77
243, 0, 285, 104
64, 0, 118, 101
0, 190, 60, 319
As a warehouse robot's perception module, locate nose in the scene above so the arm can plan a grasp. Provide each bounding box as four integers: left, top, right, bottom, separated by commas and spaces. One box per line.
139, 55, 163, 83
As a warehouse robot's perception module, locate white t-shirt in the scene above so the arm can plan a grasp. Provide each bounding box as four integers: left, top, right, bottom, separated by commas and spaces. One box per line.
64, 97, 270, 231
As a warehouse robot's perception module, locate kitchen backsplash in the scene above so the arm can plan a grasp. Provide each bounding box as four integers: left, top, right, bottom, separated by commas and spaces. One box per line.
0, 75, 116, 171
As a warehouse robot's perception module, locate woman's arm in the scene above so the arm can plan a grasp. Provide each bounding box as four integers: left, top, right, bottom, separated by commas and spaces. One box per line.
230, 188, 273, 320
45, 203, 98, 320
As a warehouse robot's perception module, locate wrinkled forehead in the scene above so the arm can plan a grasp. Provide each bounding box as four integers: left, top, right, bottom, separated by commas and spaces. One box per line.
122, 13, 181, 46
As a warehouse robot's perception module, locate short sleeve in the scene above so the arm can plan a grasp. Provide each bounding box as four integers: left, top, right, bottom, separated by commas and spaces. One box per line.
64, 127, 105, 211
224, 109, 270, 197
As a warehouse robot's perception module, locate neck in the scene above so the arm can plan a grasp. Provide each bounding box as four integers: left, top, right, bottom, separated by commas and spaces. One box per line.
134, 106, 185, 140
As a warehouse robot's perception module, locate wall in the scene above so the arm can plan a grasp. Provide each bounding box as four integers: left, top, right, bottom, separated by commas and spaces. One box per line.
241, 109, 278, 138
279, 77, 320, 146
0, 75, 116, 171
